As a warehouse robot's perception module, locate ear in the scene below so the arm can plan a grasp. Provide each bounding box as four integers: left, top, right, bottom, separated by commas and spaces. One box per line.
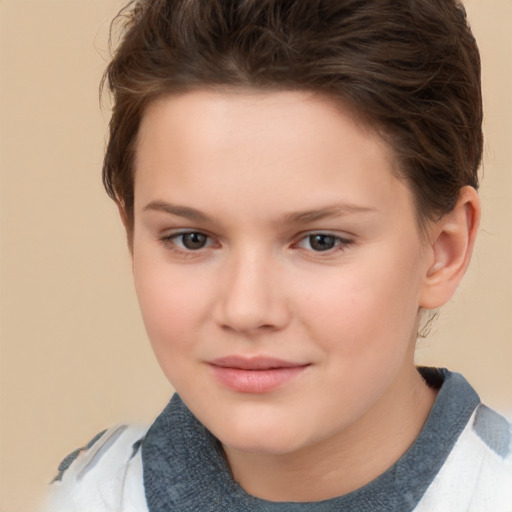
419, 186, 480, 309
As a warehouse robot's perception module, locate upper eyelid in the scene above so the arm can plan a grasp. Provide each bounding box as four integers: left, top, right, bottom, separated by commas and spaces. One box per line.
161, 228, 212, 239
159, 229, 353, 239
160, 231, 217, 253
294, 230, 353, 242
290, 233, 353, 253
160, 230, 212, 243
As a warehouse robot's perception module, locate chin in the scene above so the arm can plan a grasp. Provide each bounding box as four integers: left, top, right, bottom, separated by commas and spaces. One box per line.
208, 412, 313, 456
221, 433, 305, 456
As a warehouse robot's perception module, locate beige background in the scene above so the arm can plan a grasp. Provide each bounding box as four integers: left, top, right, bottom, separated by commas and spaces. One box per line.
0, 1, 511, 511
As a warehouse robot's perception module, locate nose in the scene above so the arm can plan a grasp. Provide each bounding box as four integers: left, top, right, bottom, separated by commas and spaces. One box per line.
215, 249, 291, 334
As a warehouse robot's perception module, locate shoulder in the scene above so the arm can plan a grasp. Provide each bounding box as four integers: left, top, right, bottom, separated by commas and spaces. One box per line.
418, 403, 512, 511
43, 425, 149, 512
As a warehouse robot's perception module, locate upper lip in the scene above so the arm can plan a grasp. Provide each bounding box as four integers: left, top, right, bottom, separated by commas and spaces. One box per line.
209, 356, 308, 370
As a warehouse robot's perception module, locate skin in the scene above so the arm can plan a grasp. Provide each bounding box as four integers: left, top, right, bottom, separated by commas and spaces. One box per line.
128, 89, 479, 502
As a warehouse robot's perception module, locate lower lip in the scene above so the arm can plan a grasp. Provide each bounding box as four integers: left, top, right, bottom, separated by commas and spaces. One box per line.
209, 365, 309, 393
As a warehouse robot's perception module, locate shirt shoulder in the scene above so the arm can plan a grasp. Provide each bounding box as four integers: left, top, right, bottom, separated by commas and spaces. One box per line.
43, 425, 149, 512
416, 404, 512, 512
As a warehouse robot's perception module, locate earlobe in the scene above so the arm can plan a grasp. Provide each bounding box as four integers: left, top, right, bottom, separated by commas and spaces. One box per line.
420, 186, 480, 309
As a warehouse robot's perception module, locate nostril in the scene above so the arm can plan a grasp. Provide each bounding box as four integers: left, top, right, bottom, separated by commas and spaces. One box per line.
217, 302, 288, 333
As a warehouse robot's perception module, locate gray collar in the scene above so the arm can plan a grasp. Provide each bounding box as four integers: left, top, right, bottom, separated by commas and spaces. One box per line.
142, 368, 479, 511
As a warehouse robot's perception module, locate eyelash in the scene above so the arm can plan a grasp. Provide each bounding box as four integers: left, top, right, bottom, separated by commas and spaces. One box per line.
294, 233, 353, 253
160, 231, 353, 255
160, 231, 217, 252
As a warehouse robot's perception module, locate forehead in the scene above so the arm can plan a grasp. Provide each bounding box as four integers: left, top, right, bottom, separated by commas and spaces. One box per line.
134, 89, 414, 225
137, 88, 388, 156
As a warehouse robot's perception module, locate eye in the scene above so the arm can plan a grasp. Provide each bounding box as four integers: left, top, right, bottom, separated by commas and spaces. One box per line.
297, 233, 351, 252
165, 231, 211, 251
307, 234, 337, 251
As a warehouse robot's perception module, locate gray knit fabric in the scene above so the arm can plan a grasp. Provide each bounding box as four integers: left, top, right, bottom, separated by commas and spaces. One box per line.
141, 368, 483, 512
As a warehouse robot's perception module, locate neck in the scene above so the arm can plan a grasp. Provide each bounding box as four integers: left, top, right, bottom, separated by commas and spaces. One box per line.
223, 367, 437, 502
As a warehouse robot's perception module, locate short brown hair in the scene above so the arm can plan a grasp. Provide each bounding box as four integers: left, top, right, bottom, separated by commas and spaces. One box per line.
102, 0, 482, 240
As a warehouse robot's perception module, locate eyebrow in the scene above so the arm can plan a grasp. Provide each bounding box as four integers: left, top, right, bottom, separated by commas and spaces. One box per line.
283, 204, 377, 224
143, 200, 376, 224
143, 200, 211, 222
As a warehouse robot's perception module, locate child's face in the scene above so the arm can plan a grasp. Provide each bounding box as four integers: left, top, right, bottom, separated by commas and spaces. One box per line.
132, 90, 434, 455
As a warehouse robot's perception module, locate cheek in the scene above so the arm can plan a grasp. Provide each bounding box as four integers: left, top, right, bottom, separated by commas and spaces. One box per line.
133, 264, 213, 390
299, 258, 422, 355
133, 258, 207, 352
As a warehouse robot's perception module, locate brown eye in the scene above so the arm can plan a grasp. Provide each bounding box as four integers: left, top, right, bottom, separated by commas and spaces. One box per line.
295, 233, 352, 253
179, 232, 209, 250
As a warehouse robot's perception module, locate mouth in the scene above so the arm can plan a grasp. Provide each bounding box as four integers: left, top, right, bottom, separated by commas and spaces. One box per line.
208, 356, 310, 393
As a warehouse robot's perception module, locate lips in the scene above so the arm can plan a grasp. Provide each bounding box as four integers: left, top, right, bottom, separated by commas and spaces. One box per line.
208, 356, 310, 393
